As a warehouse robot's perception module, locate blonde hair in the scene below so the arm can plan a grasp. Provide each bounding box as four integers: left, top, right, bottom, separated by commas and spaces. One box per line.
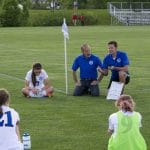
81, 44, 91, 51
115, 95, 135, 112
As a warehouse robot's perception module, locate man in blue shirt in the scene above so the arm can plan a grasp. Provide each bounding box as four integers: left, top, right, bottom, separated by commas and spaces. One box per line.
72, 44, 103, 96
99, 41, 130, 89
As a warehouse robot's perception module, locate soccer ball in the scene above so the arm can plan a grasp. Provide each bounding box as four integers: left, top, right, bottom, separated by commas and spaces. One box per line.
18, 4, 23, 10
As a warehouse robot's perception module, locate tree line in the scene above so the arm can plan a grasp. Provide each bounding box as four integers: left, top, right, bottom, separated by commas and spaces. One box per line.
50, 0, 150, 9
0, 0, 150, 26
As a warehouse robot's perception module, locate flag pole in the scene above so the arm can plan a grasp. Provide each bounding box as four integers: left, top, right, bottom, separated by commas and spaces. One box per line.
62, 18, 69, 95
64, 32, 68, 95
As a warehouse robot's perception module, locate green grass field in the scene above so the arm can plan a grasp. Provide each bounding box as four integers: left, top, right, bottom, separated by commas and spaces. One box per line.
0, 26, 150, 150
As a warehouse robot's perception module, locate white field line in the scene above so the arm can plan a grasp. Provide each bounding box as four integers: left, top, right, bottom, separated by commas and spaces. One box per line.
0, 73, 150, 93
0, 73, 66, 94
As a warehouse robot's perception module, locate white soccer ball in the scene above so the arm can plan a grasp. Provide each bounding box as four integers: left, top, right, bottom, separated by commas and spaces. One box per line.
18, 4, 23, 10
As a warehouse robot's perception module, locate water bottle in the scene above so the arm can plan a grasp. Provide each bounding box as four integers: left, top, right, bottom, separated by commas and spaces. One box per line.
22, 132, 31, 150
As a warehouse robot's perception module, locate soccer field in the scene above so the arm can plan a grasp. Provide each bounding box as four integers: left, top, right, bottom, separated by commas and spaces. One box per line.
0, 26, 149, 150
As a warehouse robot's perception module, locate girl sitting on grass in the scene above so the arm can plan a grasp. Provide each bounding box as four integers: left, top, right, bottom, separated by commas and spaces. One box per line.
22, 63, 53, 98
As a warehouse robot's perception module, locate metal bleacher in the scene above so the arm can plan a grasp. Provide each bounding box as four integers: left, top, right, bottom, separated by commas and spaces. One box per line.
107, 2, 150, 25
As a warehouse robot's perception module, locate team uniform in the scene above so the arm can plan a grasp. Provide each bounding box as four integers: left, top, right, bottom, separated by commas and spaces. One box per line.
108, 110, 147, 150
103, 51, 130, 88
72, 54, 102, 96
25, 69, 48, 97
0, 105, 23, 150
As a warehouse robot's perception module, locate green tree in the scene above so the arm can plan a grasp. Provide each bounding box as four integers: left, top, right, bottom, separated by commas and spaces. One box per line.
0, 0, 29, 27
86, 0, 107, 9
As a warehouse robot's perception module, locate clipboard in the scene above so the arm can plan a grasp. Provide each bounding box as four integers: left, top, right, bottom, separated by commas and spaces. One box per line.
107, 81, 124, 100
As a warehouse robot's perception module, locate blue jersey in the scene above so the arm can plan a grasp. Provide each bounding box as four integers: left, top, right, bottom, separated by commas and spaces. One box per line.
72, 54, 102, 79
103, 51, 129, 80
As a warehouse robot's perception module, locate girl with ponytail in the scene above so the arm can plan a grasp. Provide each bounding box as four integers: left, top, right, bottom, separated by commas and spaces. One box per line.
22, 63, 53, 98
108, 94, 147, 150
0, 88, 23, 150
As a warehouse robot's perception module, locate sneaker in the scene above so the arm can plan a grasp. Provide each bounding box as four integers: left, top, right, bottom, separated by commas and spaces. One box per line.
47, 93, 53, 98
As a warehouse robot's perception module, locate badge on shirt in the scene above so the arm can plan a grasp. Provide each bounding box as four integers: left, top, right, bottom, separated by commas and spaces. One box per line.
117, 58, 121, 63
39, 76, 43, 81
89, 60, 93, 65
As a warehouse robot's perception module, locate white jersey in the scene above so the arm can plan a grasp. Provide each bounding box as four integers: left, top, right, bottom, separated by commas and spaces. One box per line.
108, 110, 142, 137
25, 69, 48, 89
0, 105, 23, 150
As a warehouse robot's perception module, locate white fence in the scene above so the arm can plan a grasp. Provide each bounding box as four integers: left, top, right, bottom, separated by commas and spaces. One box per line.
108, 2, 150, 25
